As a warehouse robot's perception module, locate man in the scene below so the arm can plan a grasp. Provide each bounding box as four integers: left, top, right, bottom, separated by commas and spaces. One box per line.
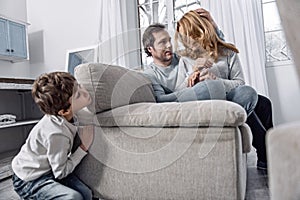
142, 8, 273, 170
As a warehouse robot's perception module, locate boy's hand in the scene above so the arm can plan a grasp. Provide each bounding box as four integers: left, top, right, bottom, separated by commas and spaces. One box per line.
78, 125, 94, 151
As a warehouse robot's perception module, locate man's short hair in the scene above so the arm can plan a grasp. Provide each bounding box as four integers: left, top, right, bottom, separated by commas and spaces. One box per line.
142, 23, 166, 57
32, 72, 76, 115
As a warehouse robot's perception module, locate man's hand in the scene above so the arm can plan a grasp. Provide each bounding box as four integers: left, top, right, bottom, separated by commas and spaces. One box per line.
198, 68, 217, 82
78, 125, 94, 151
194, 8, 217, 29
188, 71, 200, 87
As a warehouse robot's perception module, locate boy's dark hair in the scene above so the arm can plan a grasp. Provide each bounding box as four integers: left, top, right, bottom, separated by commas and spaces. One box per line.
142, 23, 166, 57
32, 72, 76, 115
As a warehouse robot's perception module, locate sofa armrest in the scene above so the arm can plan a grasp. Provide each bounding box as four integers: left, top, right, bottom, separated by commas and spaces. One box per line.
93, 100, 247, 127
239, 123, 252, 153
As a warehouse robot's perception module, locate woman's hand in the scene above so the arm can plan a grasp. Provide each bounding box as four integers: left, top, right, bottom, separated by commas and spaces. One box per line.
188, 71, 200, 87
198, 68, 217, 82
193, 57, 213, 71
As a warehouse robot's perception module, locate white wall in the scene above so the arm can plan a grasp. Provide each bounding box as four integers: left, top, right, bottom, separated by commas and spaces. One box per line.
266, 62, 300, 125
0, 0, 31, 78
26, 0, 140, 78
26, 0, 101, 78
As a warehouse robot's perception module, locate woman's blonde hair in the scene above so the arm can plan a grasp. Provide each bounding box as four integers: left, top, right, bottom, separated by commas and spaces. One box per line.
175, 10, 239, 61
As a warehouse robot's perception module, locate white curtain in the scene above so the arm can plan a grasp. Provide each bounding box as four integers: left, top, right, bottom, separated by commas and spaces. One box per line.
98, 0, 141, 68
201, 0, 269, 96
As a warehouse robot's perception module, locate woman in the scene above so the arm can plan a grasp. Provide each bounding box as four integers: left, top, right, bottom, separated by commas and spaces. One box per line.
175, 10, 245, 91
175, 10, 270, 169
174, 10, 257, 116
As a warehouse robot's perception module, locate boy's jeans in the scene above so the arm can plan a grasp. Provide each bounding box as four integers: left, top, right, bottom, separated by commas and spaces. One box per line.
12, 172, 92, 200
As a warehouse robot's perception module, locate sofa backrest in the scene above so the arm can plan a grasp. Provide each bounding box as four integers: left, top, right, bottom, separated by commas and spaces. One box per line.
74, 63, 156, 113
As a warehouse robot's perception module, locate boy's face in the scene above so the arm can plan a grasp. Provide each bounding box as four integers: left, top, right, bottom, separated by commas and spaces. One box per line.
70, 84, 92, 114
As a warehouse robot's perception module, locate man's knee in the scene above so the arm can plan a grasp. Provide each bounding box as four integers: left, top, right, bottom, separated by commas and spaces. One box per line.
80, 187, 93, 200
258, 94, 272, 108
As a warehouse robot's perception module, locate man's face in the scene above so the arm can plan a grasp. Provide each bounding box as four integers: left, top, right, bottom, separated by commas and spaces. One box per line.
148, 30, 173, 66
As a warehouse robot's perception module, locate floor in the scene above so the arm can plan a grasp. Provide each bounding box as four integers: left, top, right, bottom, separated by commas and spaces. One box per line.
245, 149, 270, 200
0, 149, 269, 200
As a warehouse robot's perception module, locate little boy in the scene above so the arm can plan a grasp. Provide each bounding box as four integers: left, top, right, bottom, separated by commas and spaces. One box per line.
11, 72, 94, 200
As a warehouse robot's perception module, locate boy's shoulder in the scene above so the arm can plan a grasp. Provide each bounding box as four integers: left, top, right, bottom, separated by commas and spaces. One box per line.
30, 115, 77, 143
33, 115, 70, 134
38, 115, 64, 125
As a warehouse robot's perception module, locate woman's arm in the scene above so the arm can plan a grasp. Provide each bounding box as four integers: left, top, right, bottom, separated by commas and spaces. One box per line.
216, 52, 245, 92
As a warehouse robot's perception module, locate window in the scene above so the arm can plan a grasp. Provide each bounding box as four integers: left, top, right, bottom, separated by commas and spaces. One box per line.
138, 0, 168, 28
137, 0, 201, 66
137, 0, 292, 66
174, 0, 202, 22
262, 0, 293, 64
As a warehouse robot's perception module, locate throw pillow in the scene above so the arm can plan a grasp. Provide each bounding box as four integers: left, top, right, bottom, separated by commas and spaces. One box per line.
74, 63, 156, 113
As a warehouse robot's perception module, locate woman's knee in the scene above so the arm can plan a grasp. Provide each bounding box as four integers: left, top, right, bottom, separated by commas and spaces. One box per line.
232, 85, 258, 102
227, 85, 258, 114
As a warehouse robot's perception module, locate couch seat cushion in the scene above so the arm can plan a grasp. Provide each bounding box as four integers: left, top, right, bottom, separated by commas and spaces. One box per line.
96, 100, 247, 127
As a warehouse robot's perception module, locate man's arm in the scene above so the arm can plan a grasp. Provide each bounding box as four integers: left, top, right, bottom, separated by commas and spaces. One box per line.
151, 83, 179, 102
143, 71, 179, 102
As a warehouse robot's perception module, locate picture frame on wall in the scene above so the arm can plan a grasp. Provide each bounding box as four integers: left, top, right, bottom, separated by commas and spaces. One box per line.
65, 45, 98, 75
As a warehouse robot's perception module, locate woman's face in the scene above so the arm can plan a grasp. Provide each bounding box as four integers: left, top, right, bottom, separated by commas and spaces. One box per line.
178, 26, 204, 52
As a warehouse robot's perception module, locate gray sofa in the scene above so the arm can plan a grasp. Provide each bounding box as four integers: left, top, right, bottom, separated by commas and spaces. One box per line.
267, 0, 300, 199
267, 122, 300, 200
74, 63, 252, 200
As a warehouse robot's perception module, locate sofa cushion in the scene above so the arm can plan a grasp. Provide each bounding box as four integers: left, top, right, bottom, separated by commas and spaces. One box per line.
74, 63, 156, 113
96, 100, 247, 127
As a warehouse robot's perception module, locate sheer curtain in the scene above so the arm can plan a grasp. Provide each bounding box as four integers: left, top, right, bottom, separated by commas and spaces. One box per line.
98, 0, 141, 68
201, 0, 269, 96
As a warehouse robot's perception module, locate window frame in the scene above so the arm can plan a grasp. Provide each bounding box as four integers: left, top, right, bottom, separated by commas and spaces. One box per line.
262, 0, 293, 66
